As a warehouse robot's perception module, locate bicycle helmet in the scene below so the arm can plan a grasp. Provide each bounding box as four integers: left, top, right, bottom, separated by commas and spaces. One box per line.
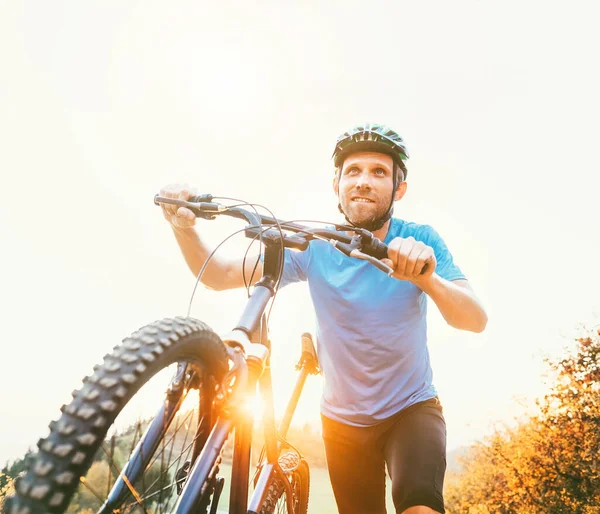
332, 123, 409, 231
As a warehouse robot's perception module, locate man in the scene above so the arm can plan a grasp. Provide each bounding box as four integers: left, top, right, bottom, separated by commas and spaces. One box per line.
158, 123, 487, 514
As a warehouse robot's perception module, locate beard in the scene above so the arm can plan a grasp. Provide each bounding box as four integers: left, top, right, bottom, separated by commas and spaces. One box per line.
339, 195, 391, 229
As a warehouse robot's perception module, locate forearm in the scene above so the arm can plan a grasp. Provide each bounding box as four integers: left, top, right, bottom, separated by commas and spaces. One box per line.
418, 274, 488, 333
170, 226, 236, 290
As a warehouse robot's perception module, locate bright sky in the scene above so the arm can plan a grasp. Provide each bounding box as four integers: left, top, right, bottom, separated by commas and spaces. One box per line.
1, 1, 600, 465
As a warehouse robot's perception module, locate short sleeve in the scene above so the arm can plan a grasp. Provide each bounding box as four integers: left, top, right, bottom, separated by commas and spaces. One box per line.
278, 246, 311, 288
421, 225, 466, 282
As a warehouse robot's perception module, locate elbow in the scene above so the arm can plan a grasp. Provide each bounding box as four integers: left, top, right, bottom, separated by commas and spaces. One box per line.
449, 310, 488, 333
191, 266, 235, 292
471, 318, 488, 333
199, 276, 228, 292
468, 310, 488, 333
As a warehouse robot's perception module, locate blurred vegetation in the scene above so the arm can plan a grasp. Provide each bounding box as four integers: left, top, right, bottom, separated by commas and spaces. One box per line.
446, 326, 600, 513
0, 473, 16, 512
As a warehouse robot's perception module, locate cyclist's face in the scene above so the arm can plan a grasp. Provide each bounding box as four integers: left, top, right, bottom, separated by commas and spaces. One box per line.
334, 152, 405, 227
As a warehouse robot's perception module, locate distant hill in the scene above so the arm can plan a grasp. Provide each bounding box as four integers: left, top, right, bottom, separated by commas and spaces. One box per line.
446, 445, 470, 473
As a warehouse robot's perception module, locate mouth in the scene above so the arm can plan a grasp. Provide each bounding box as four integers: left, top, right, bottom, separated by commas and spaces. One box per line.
351, 196, 375, 203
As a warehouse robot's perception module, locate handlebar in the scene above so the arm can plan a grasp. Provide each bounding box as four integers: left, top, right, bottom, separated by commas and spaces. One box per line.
154, 194, 394, 276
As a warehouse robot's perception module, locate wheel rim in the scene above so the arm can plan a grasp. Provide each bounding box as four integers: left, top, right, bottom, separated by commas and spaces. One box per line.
67, 363, 210, 514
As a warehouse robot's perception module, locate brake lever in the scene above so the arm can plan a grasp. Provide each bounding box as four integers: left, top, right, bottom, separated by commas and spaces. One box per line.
349, 249, 394, 276
329, 240, 394, 276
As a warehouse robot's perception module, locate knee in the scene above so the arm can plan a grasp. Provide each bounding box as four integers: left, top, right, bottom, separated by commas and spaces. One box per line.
399, 506, 441, 514
392, 484, 444, 514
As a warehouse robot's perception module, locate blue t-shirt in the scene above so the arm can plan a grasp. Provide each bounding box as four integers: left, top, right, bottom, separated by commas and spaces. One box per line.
279, 218, 465, 426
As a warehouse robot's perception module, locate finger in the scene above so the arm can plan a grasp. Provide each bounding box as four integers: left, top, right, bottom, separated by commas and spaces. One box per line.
381, 258, 394, 269
385, 239, 402, 270
177, 207, 195, 221
162, 184, 178, 199
404, 244, 425, 276
159, 185, 179, 215
395, 238, 414, 276
178, 185, 191, 201
412, 249, 431, 276
165, 184, 189, 215
159, 197, 174, 215
172, 211, 194, 228
421, 253, 436, 275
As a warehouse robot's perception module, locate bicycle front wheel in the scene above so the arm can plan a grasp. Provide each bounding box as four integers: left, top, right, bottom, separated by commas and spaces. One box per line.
5, 317, 229, 514
259, 452, 309, 514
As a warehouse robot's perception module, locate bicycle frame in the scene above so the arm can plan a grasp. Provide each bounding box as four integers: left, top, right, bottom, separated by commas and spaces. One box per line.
101, 235, 314, 514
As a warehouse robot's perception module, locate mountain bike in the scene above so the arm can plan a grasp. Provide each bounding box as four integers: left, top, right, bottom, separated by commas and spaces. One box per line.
5, 193, 393, 514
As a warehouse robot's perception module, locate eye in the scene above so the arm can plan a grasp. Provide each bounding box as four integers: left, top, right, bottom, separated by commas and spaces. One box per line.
374, 168, 386, 176
345, 167, 359, 175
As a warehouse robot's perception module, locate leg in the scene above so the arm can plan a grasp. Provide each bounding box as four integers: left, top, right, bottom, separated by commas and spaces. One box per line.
321, 414, 387, 514
383, 398, 447, 514
402, 507, 440, 514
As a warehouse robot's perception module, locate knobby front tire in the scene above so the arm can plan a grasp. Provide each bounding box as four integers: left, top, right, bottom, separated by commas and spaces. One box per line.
4, 317, 229, 514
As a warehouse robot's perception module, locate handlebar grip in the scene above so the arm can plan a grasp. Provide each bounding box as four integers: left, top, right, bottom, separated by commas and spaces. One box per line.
366, 238, 389, 260
188, 193, 213, 203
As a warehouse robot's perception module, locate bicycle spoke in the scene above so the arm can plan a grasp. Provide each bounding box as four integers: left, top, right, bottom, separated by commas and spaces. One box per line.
106, 405, 180, 514
139, 421, 148, 512
106, 435, 116, 497
101, 436, 123, 485
120, 472, 190, 511
156, 397, 171, 514
137, 412, 207, 514
119, 427, 204, 514
79, 475, 109, 505
96, 397, 205, 514
160, 417, 206, 514
159, 419, 191, 514
145, 407, 195, 471
129, 419, 145, 461
119, 473, 151, 514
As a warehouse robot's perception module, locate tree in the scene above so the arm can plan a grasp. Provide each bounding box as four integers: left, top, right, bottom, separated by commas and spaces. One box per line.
1, 449, 35, 490
0, 473, 16, 512
446, 327, 600, 513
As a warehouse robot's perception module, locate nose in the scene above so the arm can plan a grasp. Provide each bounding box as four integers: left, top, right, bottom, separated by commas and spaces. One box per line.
355, 171, 372, 190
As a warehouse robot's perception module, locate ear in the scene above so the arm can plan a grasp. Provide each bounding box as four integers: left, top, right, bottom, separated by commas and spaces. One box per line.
333, 174, 339, 195
394, 181, 407, 201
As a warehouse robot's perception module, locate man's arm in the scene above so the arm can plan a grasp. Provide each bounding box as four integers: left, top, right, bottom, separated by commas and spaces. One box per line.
170, 225, 263, 291
418, 276, 487, 333
158, 183, 263, 291
383, 236, 488, 333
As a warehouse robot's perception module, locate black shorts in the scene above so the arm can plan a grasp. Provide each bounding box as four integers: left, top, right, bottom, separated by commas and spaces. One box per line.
321, 397, 446, 514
